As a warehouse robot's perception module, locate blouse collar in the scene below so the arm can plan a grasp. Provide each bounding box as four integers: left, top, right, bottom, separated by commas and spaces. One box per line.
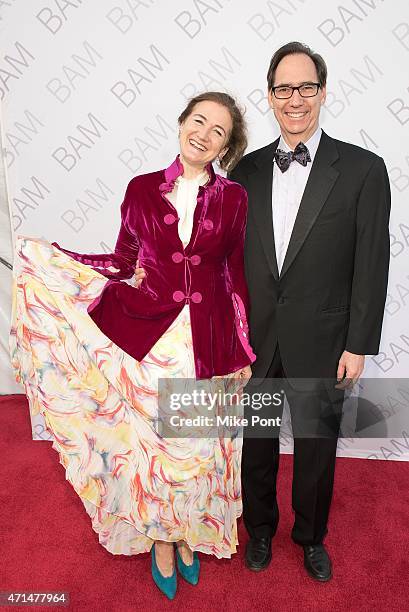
176, 169, 208, 186
162, 155, 217, 193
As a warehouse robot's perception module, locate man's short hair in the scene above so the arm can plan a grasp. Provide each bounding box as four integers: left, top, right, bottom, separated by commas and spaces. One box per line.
267, 41, 327, 91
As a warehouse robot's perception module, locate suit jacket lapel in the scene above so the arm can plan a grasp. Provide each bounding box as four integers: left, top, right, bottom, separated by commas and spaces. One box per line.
248, 139, 280, 280
279, 131, 340, 279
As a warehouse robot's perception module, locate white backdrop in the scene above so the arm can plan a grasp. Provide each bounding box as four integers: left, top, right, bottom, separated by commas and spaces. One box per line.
0, 114, 21, 394
1, 0, 408, 458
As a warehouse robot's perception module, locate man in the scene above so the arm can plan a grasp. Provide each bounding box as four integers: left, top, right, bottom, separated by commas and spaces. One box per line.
228, 41, 390, 581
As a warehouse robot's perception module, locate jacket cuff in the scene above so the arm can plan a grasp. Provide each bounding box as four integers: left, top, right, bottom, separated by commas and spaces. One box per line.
232, 292, 256, 362
51, 242, 133, 279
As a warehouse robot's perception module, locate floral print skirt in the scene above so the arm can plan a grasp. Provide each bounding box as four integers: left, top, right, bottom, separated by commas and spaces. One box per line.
10, 238, 242, 558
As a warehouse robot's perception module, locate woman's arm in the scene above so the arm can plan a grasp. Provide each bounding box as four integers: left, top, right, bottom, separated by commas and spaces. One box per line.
225, 187, 256, 362
52, 181, 139, 280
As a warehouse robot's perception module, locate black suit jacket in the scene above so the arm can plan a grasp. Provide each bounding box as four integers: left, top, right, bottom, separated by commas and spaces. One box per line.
229, 130, 391, 381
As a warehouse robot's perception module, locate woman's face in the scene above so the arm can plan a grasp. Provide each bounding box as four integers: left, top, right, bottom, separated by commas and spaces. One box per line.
179, 100, 232, 169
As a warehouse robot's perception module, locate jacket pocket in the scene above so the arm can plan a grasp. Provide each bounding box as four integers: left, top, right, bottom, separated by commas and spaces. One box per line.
321, 305, 350, 314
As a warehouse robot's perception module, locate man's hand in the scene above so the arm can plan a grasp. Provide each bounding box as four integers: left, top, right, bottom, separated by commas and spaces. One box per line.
233, 365, 252, 382
132, 259, 146, 287
336, 351, 365, 389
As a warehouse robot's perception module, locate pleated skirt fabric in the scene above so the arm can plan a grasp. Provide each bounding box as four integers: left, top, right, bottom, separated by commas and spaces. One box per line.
10, 238, 242, 558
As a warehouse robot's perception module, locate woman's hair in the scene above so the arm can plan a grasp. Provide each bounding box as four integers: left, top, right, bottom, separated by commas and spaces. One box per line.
178, 91, 248, 172
267, 41, 327, 91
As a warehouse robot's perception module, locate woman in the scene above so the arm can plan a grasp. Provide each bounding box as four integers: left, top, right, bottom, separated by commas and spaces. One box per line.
10, 91, 256, 600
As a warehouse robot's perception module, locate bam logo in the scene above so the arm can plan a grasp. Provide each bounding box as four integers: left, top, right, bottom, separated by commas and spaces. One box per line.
0, 41, 35, 101
317, 0, 385, 47
180, 47, 241, 100
52, 113, 109, 171
106, 0, 156, 34
175, 0, 231, 39
61, 178, 115, 233
110, 44, 170, 107
12, 177, 51, 231
118, 114, 176, 173
46, 41, 103, 103
36, 0, 84, 35
247, 0, 307, 42
3, 110, 45, 168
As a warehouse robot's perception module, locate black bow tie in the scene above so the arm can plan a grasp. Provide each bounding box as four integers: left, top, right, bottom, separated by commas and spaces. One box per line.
274, 142, 311, 173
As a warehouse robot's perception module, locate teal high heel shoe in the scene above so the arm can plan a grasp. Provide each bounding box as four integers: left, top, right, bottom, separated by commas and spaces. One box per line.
151, 545, 177, 600
176, 547, 200, 585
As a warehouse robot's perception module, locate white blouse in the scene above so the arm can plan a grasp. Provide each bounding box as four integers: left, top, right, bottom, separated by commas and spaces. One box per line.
167, 170, 209, 246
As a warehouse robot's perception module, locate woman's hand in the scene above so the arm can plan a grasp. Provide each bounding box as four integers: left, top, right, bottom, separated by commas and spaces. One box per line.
232, 365, 252, 381
132, 259, 146, 287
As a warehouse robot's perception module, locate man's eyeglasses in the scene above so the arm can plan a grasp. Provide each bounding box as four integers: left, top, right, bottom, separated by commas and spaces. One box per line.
272, 83, 321, 99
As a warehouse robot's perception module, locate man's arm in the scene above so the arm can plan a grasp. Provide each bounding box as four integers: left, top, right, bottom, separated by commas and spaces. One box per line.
345, 156, 391, 355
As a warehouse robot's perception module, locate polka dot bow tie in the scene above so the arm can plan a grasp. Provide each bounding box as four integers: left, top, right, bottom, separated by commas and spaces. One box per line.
274, 142, 311, 173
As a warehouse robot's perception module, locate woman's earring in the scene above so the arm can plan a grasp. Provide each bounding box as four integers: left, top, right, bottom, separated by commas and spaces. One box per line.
217, 149, 227, 165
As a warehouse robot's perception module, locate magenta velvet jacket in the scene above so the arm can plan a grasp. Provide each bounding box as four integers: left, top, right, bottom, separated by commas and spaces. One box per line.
53, 156, 256, 379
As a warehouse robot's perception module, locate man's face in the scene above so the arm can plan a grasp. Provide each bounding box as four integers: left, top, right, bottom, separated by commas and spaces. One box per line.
268, 53, 326, 145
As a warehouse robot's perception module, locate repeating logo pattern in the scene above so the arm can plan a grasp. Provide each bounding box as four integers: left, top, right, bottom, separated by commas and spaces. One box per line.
1, 0, 408, 458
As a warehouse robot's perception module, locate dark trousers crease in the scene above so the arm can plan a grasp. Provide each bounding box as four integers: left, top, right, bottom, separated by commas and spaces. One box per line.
242, 345, 343, 545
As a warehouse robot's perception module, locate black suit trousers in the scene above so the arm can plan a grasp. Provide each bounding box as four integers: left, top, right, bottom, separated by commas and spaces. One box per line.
241, 345, 343, 545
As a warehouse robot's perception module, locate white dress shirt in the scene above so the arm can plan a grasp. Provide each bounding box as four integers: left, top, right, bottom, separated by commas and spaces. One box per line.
272, 127, 322, 274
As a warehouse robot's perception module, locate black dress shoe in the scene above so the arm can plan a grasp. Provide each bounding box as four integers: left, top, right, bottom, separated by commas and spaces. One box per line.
245, 537, 272, 571
303, 544, 332, 582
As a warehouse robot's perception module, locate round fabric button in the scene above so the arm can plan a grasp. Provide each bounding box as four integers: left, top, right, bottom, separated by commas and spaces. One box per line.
190, 255, 201, 266
172, 252, 184, 263
191, 292, 202, 304
203, 219, 213, 230
172, 290, 185, 302
164, 213, 176, 225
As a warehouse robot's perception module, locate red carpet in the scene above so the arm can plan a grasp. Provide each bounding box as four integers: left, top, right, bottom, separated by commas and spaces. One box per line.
1, 394, 408, 612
